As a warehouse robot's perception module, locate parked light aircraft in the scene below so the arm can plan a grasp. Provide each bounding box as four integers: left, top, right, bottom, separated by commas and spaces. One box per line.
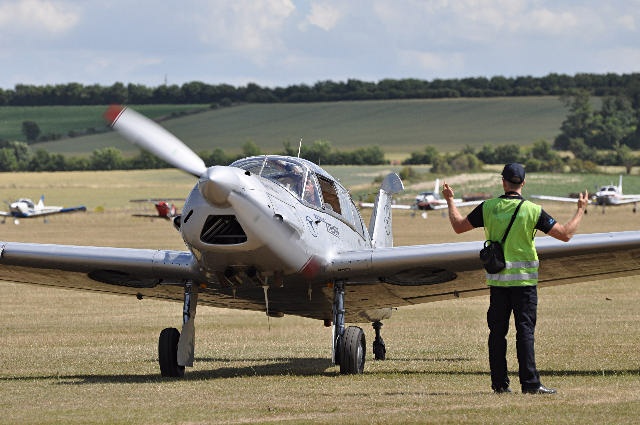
531, 175, 640, 212
0, 195, 86, 224
2, 106, 640, 378
413, 179, 488, 210
130, 198, 181, 219
360, 178, 487, 212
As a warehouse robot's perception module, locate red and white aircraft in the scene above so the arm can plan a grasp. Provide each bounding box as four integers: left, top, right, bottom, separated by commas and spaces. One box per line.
130, 198, 181, 219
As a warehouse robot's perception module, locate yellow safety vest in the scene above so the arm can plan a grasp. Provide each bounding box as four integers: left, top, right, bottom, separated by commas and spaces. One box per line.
482, 198, 541, 287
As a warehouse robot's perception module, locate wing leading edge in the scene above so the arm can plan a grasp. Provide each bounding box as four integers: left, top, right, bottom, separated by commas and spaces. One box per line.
326, 230, 640, 309
2, 231, 640, 322
0, 242, 199, 301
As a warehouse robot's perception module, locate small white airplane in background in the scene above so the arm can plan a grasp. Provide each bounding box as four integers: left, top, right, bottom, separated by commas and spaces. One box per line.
532, 175, 640, 212
2, 106, 640, 379
0, 195, 86, 224
413, 179, 488, 210
360, 178, 486, 213
592, 175, 640, 206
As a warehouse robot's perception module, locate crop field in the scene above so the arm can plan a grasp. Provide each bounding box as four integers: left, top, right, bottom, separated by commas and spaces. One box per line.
0, 169, 639, 424
5, 97, 571, 160
0, 104, 207, 142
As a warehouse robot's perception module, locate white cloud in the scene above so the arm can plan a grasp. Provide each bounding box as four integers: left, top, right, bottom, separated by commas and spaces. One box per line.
1, 0, 639, 89
193, 0, 295, 61
617, 14, 636, 31
306, 1, 345, 31
399, 49, 465, 75
0, 0, 79, 35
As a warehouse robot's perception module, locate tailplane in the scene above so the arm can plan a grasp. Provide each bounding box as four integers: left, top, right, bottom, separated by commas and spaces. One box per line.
368, 173, 404, 248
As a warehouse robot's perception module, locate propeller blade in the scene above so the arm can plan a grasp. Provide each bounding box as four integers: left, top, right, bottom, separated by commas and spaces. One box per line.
105, 105, 207, 177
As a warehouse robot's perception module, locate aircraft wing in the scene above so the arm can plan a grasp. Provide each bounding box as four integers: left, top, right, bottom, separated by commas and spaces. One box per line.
324, 231, 640, 317
530, 195, 582, 203
359, 199, 482, 211
359, 202, 412, 210
613, 196, 640, 205
17, 206, 88, 218
2, 231, 640, 323
0, 243, 200, 302
0, 211, 11, 217
427, 199, 484, 210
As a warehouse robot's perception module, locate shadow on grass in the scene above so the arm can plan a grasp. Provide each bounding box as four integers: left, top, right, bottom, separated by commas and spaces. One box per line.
1, 356, 637, 385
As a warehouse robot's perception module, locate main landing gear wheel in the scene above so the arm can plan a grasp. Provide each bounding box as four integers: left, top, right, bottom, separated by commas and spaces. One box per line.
339, 326, 366, 374
158, 327, 185, 377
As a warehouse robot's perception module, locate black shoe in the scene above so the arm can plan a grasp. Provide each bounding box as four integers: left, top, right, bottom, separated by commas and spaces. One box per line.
493, 386, 512, 394
522, 385, 557, 394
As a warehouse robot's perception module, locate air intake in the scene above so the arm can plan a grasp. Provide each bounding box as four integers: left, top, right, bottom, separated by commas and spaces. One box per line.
200, 215, 247, 244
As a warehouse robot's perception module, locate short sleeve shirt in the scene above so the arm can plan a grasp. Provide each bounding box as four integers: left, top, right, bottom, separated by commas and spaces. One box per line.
467, 193, 556, 233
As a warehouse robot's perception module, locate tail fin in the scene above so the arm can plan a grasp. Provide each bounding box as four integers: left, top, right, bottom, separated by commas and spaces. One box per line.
368, 173, 404, 248
37, 195, 45, 209
619, 175, 623, 194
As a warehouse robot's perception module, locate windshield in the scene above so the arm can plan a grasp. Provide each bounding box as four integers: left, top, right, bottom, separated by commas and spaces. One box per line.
232, 157, 310, 200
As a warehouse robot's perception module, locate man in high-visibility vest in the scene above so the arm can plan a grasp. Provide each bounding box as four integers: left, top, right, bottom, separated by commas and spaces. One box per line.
442, 163, 588, 394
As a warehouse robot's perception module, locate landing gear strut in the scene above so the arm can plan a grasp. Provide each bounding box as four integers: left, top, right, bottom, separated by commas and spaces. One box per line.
332, 282, 366, 374
158, 281, 197, 377
372, 321, 386, 360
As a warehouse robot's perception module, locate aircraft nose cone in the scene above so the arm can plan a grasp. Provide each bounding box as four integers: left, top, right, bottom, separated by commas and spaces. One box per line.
199, 166, 240, 206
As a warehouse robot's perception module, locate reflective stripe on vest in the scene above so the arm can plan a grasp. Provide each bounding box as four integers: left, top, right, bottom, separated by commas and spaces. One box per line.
482, 198, 541, 287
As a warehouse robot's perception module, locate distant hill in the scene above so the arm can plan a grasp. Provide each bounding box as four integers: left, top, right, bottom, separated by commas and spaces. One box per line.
24, 97, 568, 160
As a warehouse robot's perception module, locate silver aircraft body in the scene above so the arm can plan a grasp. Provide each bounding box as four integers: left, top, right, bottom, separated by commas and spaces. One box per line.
0, 195, 86, 224
2, 106, 640, 378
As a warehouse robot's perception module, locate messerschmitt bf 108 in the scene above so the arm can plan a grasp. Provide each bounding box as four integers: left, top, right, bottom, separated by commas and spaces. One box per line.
1, 106, 640, 378
0, 195, 86, 224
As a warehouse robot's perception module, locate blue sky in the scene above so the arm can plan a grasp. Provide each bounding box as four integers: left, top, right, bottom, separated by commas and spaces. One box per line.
0, 0, 638, 89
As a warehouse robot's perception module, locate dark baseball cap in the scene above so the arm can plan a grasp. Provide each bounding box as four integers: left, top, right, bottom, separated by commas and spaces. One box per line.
501, 163, 525, 184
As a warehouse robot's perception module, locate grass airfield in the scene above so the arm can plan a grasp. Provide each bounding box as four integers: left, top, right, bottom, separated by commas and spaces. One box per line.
0, 170, 639, 424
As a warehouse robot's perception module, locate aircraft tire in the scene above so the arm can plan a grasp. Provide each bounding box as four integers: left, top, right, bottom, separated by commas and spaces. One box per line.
373, 339, 386, 360
339, 326, 366, 374
158, 327, 185, 378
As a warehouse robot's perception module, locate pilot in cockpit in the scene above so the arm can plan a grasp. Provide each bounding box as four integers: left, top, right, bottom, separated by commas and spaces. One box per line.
302, 175, 321, 207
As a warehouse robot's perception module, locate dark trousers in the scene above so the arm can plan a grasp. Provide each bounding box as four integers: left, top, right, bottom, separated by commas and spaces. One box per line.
487, 285, 540, 391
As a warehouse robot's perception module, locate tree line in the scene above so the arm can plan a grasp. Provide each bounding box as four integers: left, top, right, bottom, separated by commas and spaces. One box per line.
2, 73, 640, 173
2, 73, 640, 106
0, 139, 387, 172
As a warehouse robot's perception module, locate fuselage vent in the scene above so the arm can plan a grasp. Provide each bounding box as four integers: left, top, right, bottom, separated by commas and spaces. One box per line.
200, 215, 247, 245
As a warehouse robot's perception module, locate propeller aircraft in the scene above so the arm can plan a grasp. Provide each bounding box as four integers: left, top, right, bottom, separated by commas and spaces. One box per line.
0, 195, 86, 224
130, 198, 181, 220
360, 178, 487, 214
532, 175, 640, 212
2, 106, 640, 378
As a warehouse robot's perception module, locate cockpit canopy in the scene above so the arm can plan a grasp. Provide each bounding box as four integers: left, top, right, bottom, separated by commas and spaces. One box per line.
231, 156, 323, 207
231, 156, 369, 240
15, 198, 35, 208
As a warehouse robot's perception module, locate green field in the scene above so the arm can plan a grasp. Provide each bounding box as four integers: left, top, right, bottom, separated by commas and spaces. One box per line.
0, 169, 639, 424
0, 97, 570, 160
0, 104, 206, 142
